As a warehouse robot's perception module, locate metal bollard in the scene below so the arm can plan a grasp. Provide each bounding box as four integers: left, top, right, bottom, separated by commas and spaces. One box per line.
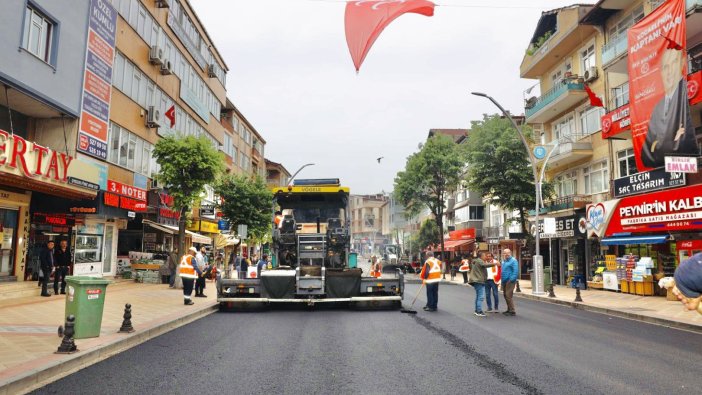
55, 315, 78, 354
118, 303, 135, 333
548, 284, 556, 298
574, 287, 583, 302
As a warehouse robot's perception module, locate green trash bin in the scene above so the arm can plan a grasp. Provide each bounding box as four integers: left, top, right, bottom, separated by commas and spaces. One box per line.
348, 252, 358, 268
65, 276, 111, 339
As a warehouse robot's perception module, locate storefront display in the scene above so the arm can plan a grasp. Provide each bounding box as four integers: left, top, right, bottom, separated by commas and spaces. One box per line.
73, 223, 104, 275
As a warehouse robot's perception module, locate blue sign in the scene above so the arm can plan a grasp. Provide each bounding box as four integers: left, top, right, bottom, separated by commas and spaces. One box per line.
218, 220, 230, 231
533, 146, 547, 160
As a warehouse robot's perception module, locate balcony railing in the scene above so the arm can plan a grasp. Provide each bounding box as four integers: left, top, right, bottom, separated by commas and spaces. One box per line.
525, 82, 585, 119
529, 194, 592, 215
484, 226, 504, 238
602, 34, 627, 66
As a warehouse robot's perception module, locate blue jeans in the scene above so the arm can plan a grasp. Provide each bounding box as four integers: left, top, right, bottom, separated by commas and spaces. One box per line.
426, 282, 439, 309
485, 280, 499, 310
473, 283, 486, 313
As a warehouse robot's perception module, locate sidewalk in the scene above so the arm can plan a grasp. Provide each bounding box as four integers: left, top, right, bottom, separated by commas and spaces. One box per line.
0, 279, 217, 394
404, 273, 702, 332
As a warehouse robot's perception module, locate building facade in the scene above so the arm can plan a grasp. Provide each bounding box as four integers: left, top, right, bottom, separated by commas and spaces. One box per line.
265, 159, 291, 188
350, 194, 388, 257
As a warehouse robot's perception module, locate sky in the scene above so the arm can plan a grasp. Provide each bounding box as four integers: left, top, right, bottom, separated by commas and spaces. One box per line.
191, 0, 590, 194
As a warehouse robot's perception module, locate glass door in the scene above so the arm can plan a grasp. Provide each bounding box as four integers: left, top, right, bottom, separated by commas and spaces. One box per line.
103, 225, 114, 275
0, 208, 19, 277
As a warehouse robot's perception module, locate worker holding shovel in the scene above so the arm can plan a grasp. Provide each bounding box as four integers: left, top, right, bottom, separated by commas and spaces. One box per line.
419, 251, 443, 312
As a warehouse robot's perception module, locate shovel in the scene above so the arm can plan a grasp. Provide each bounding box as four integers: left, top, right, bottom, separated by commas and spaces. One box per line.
400, 281, 425, 314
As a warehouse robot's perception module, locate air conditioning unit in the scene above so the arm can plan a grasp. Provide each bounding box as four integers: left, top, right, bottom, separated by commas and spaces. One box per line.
160, 60, 173, 75
584, 66, 598, 82
149, 45, 163, 65
207, 64, 217, 78
146, 106, 162, 128
156, 0, 170, 8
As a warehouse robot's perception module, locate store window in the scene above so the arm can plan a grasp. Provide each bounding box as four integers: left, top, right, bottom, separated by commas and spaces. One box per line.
584, 161, 609, 194
0, 209, 19, 277
22, 5, 55, 64
555, 170, 578, 197
579, 106, 605, 136
611, 82, 629, 109
617, 148, 637, 178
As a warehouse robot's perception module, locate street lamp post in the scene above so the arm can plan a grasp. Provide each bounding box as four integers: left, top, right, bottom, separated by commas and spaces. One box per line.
471, 92, 547, 295
286, 163, 315, 186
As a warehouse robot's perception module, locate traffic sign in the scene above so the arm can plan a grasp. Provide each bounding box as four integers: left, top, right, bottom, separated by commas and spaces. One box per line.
533, 146, 547, 160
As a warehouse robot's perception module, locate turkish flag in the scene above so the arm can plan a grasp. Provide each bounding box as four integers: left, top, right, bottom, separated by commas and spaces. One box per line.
584, 85, 604, 108
345, 0, 435, 72
165, 105, 176, 128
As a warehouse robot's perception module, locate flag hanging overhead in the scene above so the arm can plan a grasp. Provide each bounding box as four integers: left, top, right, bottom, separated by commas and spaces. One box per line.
345, 0, 435, 72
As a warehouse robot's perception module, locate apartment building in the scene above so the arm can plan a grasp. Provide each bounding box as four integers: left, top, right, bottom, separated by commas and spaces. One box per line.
265, 159, 291, 188
220, 98, 267, 179
350, 194, 388, 257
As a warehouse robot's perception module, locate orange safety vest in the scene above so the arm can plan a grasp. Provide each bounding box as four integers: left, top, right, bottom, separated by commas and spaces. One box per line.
274, 215, 283, 227
179, 255, 197, 279
370, 263, 381, 278
458, 259, 470, 272
420, 258, 442, 283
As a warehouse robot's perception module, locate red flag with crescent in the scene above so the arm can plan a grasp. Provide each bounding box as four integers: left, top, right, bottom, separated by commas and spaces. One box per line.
345, 0, 435, 72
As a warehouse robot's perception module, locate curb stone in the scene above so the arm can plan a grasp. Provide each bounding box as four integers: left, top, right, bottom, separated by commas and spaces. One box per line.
0, 304, 218, 395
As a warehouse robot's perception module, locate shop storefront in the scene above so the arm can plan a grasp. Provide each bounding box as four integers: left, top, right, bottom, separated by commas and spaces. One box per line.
586, 183, 702, 296
538, 214, 588, 286
0, 189, 30, 281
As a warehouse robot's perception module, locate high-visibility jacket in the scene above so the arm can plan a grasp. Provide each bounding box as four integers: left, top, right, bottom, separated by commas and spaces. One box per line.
370, 263, 381, 278
274, 215, 284, 227
458, 259, 471, 272
179, 255, 198, 279
487, 261, 501, 284
420, 257, 442, 283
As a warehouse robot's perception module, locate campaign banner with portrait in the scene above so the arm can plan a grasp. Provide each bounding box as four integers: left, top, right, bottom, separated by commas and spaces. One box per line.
628, 0, 698, 172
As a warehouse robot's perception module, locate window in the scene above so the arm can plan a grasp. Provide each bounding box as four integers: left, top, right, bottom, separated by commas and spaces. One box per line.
617, 149, 637, 178
553, 115, 575, 141
22, 5, 54, 63
581, 44, 595, 71
469, 206, 484, 220
611, 82, 629, 108
555, 170, 577, 197
584, 161, 609, 194
579, 106, 605, 136
222, 133, 234, 158
608, 5, 644, 41
108, 122, 153, 176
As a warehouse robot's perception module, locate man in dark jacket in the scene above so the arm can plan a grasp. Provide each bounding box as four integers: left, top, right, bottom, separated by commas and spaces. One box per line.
53, 239, 71, 295
468, 251, 499, 317
39, 241, 55, 297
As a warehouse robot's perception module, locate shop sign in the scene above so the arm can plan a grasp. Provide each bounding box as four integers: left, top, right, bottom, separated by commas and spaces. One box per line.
487, 237, 501, 245
613, 167, 686, 198
144, 233, 157, 243
179, 81, 210, 123
589, 184, 702, 237
187, 220, 220, 234
76, 0, 117, 160
167, 11, 207, 69
537, 215, 587, 238
107, 180, 147, 201
199, 205, 215, 217
33, 213, 75, 227
159, 208, 180, 219
104, 192, 146, 212
448, 228, 475, 240
601, 104, 630, 139
218, 220, 230, 231
689, 70, 702, 106
664, 156, 698, 173
0, 131, 73, 182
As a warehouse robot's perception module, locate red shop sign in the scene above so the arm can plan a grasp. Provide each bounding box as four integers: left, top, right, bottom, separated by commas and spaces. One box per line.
448, 228, 475, 240
688, 70, 702, 106
120, 196, 147, 212
601, 104, 631, 139
107, 180, 146, 201
677, 240, 702, 250
603, 184, 702, 236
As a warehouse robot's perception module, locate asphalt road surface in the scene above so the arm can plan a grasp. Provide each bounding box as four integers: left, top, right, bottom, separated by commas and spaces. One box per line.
34, 283, 702, 395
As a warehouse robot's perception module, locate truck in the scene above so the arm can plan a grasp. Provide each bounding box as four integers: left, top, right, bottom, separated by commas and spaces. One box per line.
217, 179, 404, 310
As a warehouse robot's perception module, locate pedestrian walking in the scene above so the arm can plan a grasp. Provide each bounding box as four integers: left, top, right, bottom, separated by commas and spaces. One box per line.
195, 246, 208, 297
53, 239, 71, 295
501, 249, 519, 316
672, 252, 702, 314
257, 254, 268, 278
168, 249, 178, 287
458, 255, 470, 284
240, 254, 249, 279
468, 251, 499, 317
485, 252, 501, 313
39, 241, 55, 297
179, 247, 200, 305
419, 251, 442, 312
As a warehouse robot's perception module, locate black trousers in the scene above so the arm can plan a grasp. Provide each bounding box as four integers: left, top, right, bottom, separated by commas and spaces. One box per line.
462, 271, 468, 283
54, 267, 68, 293
40, 268, 51, 295
195, 277, 206, 295
182, 278, 195, 298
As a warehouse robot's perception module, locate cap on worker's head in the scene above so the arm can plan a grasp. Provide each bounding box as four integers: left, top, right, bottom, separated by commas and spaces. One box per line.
674, 252, 702, 298
188, 246, 197, 253
426, 251, 434, 257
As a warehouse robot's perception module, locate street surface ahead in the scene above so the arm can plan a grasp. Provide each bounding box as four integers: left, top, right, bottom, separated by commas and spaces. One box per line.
34, 283, 701, 395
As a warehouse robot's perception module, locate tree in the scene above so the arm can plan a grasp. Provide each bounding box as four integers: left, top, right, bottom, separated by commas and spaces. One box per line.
153, 135, 225, 257
394, 135, 466, 258
464, 114, 554, 235
417, 218, 441, 252
215, 174, 272, 243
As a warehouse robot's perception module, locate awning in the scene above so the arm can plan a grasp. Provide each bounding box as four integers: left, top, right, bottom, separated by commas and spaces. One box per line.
214, 234, 240, 249
431, 239, 475, 251
142, 219, 212, 245
600, 235, 668, 246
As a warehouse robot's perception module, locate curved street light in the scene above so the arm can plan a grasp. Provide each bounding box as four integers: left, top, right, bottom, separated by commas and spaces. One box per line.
471, 91, 547, 295
286, 163, 315, 186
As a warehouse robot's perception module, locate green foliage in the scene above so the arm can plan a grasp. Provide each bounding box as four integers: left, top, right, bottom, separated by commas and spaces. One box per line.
526, 31, 553, 55
215, 174, 272, 241
417, 219, 441, 250
464, 114, 554, 233
153, 134, 225, 253
394, 135, 466, 253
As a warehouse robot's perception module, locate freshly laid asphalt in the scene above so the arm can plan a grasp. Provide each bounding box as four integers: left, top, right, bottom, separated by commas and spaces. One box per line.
33, 282, 702, 395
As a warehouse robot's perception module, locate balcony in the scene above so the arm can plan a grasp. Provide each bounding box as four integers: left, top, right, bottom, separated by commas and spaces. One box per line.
529, 194, 592, 215
484, 226, 505, 239
540, 133, 593, 170
689, 0, 702, 39
525, 82, 587, 123
520, 21, 596, 79
602, 33, 627, 67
